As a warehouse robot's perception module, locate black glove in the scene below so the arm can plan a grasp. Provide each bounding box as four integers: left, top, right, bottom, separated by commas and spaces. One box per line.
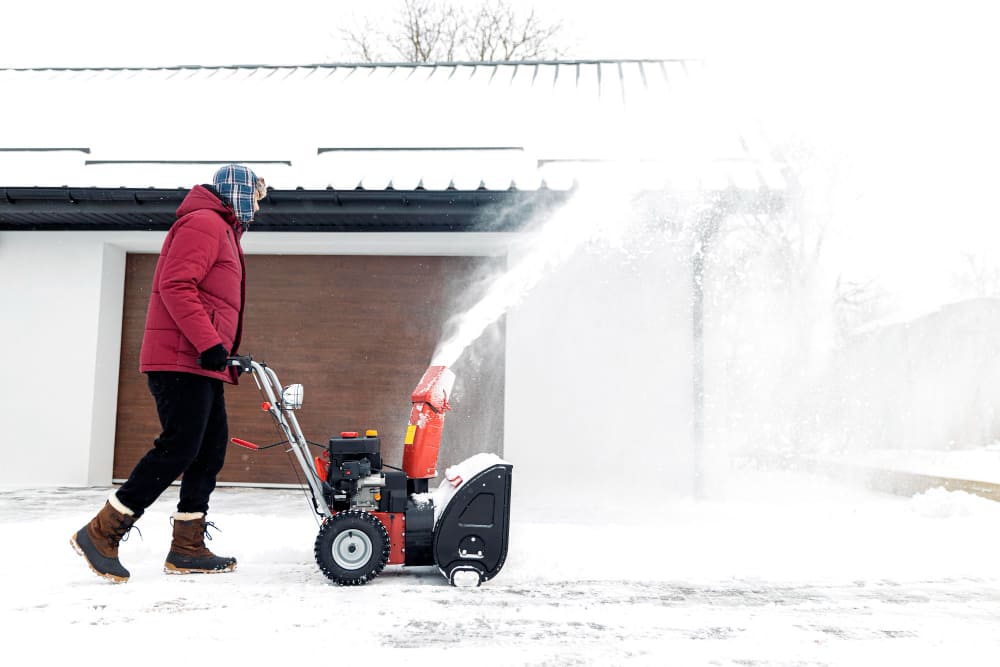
197, 343, 229, 371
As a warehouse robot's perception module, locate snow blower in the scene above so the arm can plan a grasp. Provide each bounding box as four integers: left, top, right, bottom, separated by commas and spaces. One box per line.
227, 356, 513, 587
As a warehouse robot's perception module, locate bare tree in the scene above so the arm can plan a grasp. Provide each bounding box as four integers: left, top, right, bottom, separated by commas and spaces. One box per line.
341, 0, 565, 63
466, 2, 564, 61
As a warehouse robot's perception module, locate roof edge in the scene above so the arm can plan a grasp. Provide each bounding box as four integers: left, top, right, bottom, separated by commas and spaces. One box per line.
0, 57, 703, 73
0, 186, 573, 233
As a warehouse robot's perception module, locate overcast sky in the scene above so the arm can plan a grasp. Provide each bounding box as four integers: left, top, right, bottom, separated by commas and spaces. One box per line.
1, 0, 989, 69
2, 0, 695, 67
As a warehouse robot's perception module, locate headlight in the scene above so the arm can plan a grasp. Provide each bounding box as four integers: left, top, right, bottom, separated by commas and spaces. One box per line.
281, 383, 304, 410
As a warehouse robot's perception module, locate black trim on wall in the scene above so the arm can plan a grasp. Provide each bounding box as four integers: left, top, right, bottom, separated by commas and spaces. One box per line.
0, 187, 571, 232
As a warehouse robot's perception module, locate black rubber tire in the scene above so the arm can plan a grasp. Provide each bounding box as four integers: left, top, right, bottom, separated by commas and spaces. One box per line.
314, 511, 390, 586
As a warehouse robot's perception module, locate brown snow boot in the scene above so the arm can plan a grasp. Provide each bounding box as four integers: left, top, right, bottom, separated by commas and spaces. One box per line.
70, 496, 138, 583
164, 512, 237, 574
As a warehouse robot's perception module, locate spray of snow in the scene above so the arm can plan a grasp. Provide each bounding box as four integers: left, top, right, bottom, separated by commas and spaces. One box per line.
431, 176, 638, 368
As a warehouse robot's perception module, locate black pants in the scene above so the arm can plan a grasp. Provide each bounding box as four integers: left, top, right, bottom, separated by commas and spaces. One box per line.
116, 372, 228, 518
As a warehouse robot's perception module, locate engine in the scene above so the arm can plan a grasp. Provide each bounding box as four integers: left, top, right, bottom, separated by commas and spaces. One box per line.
318, 431, 407, 513
316, 429, 435, 567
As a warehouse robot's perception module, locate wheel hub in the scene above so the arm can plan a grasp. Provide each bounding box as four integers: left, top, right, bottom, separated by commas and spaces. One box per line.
331, 529, 372, 570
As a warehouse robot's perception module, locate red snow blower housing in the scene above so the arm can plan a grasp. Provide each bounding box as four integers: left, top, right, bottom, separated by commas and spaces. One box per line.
228, 357, 513, 587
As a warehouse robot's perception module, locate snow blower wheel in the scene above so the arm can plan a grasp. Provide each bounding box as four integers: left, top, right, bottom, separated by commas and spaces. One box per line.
314, 511, 390, 585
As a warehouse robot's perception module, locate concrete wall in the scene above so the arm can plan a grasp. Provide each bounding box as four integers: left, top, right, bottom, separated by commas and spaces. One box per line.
0, 233, 131, 486
813, 299, 1000, 453
693, 250, 1000, 475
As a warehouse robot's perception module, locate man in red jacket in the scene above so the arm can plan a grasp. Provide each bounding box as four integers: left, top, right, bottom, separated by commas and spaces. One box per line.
71, 164, 266, 583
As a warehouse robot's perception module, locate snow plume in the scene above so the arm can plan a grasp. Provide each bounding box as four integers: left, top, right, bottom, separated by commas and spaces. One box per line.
698, 5, 1000, 475
431, 176, 637, 369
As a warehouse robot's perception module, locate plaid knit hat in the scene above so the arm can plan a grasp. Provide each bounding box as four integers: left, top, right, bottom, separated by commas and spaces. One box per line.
211, 164, 261, 224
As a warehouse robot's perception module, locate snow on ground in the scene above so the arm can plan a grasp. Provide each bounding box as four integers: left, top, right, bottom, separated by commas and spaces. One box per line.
2, 465, 1000, 666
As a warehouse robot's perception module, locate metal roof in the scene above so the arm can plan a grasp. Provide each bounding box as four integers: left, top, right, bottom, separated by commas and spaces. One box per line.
0, 60, 785, 194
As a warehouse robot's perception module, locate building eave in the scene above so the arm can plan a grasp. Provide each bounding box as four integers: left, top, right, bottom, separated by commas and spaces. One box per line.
0, 186, 572, 232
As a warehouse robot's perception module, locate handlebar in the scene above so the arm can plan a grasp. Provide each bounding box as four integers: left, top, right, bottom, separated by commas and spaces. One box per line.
225, 354, 333, 518
227, 355, 255, 375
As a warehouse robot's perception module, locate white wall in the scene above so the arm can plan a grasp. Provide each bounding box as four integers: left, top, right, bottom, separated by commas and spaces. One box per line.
0, 233, 128, 486
87, 243, 127, 484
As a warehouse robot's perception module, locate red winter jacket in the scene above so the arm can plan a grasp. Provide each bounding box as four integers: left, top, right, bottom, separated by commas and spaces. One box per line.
139, 185, 246, 384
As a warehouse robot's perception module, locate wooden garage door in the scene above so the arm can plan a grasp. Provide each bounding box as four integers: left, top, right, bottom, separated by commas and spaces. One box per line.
113, 253, 505, 485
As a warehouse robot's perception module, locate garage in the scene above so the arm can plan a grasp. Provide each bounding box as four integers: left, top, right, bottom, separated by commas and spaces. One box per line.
0, 60, 776, 490
113, 252, 507, 485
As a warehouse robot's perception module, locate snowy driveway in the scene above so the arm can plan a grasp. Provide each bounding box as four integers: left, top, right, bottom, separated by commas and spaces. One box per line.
2, 477, 999, 666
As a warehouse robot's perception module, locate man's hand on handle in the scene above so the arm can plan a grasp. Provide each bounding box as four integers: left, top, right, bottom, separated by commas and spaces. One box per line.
197, 344, 229, 371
